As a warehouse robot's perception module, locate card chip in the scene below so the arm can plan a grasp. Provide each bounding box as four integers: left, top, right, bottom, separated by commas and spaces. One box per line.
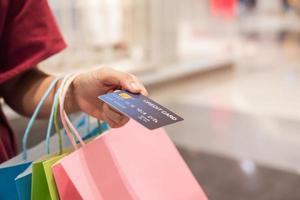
119, 93, 132, 99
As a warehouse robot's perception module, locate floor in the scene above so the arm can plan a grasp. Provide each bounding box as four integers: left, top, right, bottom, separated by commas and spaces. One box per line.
178, 146, 300, 200
169, 103, 300, 200
147, 30, 300, 199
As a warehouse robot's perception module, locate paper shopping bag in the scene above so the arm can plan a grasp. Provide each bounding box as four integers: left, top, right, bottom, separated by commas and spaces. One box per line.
31, 152, 69, 200
53, 120, 207, 200
15, 165, 32, 200
0, 162, 31, 200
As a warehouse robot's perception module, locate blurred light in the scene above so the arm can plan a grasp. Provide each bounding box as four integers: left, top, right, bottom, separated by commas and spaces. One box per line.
210, 0, 237, 18
240, 159, 256, 175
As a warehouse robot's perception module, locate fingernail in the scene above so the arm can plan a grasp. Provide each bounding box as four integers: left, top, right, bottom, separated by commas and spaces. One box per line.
130, 82, 139, 90
142, 91, 148, 96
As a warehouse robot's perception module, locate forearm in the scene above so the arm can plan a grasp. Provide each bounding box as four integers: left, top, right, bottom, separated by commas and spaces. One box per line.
1, 68, 78, 118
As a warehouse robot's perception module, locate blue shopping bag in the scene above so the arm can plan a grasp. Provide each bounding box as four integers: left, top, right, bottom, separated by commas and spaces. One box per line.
0, 162, 31, 200
15, 166, 32, 200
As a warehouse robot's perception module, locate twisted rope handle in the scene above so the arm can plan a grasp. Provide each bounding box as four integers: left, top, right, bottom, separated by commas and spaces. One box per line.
58, 74, 85, 150
45, 81, 64, 154
22, 77, 61, 160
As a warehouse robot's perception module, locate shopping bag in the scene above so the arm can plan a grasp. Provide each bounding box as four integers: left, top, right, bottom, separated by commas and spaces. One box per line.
0, 77, 61, 200
31, 153, 68, 200
15, 165, 32, 200
53, 120, 207, 200
0, 162, 31, 200
52, 75, 208, 200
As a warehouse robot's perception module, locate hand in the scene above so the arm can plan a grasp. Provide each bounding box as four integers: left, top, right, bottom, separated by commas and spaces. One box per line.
70, 67, 148, 128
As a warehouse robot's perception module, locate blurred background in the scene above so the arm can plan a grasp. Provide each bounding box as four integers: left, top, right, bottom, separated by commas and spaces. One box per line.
4, 0, 300, 199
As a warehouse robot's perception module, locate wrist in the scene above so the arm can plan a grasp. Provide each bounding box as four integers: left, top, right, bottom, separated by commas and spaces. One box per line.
63, 77, 81, 113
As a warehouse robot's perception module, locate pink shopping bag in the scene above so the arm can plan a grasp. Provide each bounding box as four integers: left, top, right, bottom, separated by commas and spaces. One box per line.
52, 74, 207, 200
52, 120, 207, 200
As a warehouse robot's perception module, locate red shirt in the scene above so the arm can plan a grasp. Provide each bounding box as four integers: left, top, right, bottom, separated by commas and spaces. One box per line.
0, 0, 66, 163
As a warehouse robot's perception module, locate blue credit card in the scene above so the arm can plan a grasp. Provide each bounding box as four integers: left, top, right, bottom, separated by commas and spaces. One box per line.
98, 90, 184, 130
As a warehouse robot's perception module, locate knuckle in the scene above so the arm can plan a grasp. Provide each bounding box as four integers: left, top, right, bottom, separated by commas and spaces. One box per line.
124, 73, 133, 81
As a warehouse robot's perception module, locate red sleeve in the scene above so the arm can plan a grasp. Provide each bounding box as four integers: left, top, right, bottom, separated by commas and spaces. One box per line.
0, 0, 66, 84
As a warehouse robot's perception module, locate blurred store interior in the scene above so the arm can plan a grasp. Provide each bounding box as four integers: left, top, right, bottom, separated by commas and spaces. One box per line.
4, 0, 300, 199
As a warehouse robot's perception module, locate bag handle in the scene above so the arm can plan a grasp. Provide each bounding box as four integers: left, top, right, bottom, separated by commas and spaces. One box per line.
22, 77, 61, 160
58, 74, 109, 150
59, 74, 85, 150
45, 81, 64, 155
46, 77, 96, 154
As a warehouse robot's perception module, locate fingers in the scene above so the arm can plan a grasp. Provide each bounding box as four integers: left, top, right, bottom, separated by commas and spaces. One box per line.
100, 67, 148, 96
102, 103, 129, 128
122, 74, 148, 96
129, 75, 148, 96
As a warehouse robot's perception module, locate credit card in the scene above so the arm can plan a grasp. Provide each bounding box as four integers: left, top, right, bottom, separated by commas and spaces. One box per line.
98, 90, 184, 130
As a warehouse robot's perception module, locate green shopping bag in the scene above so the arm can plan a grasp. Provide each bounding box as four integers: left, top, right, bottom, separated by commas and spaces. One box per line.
31, 152, 69, 200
